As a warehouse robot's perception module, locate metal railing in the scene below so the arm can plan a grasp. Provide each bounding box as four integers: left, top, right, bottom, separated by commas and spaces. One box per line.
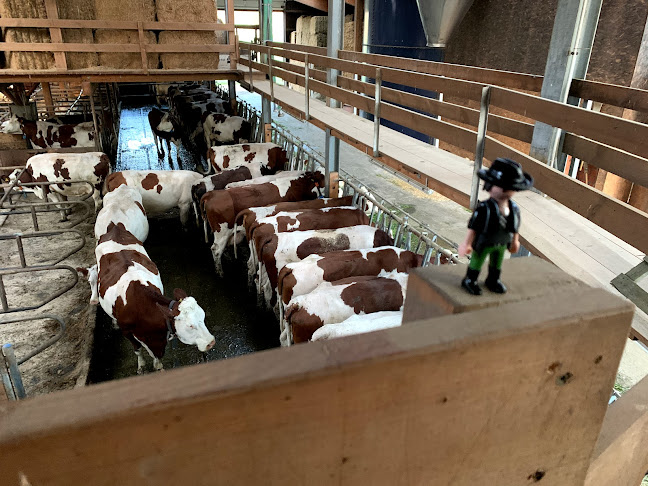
0, 230, 86, 270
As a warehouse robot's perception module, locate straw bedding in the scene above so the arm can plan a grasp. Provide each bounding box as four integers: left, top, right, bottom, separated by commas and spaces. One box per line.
0, 0, 54, 70
57, 0, 97, 69
156, 0, 222, 70
94, 0, 158, 70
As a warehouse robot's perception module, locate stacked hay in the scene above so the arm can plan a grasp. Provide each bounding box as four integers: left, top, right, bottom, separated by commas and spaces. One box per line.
94, 0, 158, 70
156, 0, 222, 70
0, 0, 54, 70
57, 0, 97, 69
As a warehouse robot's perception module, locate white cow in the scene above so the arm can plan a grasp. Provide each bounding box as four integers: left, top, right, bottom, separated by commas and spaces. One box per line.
207, 143, 288, 174
10, 152, 110, 211
106, 170, 203, 227
202, 114, 251, 149
311, 311, 403, 341
1, 115, 96, 148
95, 184, 149, 242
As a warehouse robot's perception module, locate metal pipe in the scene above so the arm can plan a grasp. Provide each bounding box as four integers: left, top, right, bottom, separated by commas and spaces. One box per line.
0, 358, 16, 401
249, 48, 254, 91
268, 44, 275, 104
2, 344, 25, 399
373, 68, 382, 157
88, 83, 101, 152
0, 276, 7, 312
16, 234, 26, 268
304, 53, 310, 120
470, 85, 491, 210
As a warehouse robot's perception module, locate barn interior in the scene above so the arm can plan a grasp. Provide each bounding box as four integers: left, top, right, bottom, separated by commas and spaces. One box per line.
1, 0, 648, 484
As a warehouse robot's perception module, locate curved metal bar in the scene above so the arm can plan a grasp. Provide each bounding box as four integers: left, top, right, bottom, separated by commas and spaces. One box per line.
0, 314, 67, 366
0, 265, 79, 314
0, 229, 86, 270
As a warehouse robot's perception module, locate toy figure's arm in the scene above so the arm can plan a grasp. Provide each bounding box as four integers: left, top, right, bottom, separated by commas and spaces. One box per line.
509, 232, 520, 253
458, 229, 476, 256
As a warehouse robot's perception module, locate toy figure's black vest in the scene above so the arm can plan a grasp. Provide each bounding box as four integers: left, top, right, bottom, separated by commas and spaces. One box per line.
467, 198, 521, 253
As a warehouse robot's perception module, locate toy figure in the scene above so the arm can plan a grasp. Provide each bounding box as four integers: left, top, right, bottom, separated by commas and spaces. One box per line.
458, 157, 533, 295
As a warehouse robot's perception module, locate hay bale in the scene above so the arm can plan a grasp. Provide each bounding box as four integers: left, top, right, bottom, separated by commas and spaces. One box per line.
94, 0, 158, 69
159, 31, 221, 70
344, 19, 354, 51
57, 0, 97, 69
309, 16, 327, 35
156, 0, 222, 70
0, 0, 54, 70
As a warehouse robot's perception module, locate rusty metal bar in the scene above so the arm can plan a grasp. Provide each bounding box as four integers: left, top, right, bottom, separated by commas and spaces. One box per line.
0, 265, 78, 314
0, 229, 86, 270
0, 314, 66, 366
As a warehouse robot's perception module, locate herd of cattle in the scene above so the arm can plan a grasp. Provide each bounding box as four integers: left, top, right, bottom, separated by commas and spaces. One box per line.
5, 84, 431, 373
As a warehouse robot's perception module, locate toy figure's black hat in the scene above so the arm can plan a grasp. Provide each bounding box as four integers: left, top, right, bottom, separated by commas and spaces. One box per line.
478, 158, 533, 191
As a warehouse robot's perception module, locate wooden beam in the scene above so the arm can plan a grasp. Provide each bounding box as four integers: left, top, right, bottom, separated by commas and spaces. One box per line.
585, 375, 648, 486
0, 43, 233, 53
571, 79, 648, 114
43, 0, 67, 71
563, 133, 648, 188
490, 86, 648, 160
0, 18, 233, 31
354, 0, 364, 52
41, 82, 55, 118
0, 264, 634, 485
294, 0, 354, 11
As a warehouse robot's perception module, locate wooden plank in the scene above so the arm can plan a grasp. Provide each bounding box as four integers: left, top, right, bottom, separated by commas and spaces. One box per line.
563, 133, 648, 188
225, 0, 236, 69
611, 274, 648, 316
266, 41, 327, 56
293, 0, 355, 11
0, 18, 232, 31
484, 136, 648, 255
44, 0, 67, 71
0, 43, 233, 54
339, 50, 543, 92
137, 22, 148, 74
490, 86, 648, 159
571, 78, 648, 114
0, 274, 634, 486
41, 82, 55, 117
274, 58, 327, 82
338, 76, 534, 143
585, 376, 648, 486
0, 69, 242, 84
354, 0, 364, 52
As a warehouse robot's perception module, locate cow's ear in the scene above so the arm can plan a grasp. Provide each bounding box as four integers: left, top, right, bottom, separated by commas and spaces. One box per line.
173, 288, 189, 301
155, 302, 175, 318
76, 267, 89, 277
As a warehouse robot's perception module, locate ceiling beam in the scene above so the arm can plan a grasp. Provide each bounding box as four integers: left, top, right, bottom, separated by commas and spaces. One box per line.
294, 0, 355, 12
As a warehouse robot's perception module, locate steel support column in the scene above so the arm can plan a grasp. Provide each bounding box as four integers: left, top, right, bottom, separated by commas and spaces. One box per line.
259, 0, 273, 128
325, 0, 345, 197
529, 0, 602, 168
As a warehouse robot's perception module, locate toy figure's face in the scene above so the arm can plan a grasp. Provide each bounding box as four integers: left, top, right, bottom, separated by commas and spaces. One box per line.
489, 185, 514, 201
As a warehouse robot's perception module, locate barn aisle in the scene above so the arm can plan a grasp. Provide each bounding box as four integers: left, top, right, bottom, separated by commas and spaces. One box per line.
88, 102, 279, 383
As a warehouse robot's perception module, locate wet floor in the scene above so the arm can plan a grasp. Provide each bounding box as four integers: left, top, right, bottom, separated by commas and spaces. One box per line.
88, 103, 278, 383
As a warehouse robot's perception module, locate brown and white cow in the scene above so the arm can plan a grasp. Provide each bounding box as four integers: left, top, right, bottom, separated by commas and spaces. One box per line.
207, 143, 288, 174
95, 223, 215, 373
1, 115, 96, 148
284, 272, 408, 345
235, 196, 356, 242
106, 170, 203, 227
277, 246, 422, 307
10, 152, 110, 211
310, 311, 403, 341
202, 113, 251, 149
258, 225, 394, 309
95, 184, 149, 242
200, 171, 325, 275
247, 207, 370, 284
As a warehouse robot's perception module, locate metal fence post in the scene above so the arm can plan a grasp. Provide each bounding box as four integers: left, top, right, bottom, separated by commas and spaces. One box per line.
471, 86, 491, 210
248, 46, 254, 91
267, 43, 275, 105
304, 53, 310, 120
373, 68, 382, 157
2, 344, 25, 399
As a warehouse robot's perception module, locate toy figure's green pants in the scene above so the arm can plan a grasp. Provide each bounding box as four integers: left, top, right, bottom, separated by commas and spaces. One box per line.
468, 245, 506, 271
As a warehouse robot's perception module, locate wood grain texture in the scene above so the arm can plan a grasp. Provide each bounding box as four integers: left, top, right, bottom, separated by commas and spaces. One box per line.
0, 263, 634, 486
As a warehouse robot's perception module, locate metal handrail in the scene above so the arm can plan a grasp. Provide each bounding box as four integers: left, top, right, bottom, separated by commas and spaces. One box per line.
0, 314, 66, 365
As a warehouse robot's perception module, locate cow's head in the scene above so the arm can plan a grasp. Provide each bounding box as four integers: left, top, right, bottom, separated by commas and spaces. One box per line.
77, 265, 99, 305
157, 289, 215, 352
1, 115, 22, 135
308, 171, 326, 197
